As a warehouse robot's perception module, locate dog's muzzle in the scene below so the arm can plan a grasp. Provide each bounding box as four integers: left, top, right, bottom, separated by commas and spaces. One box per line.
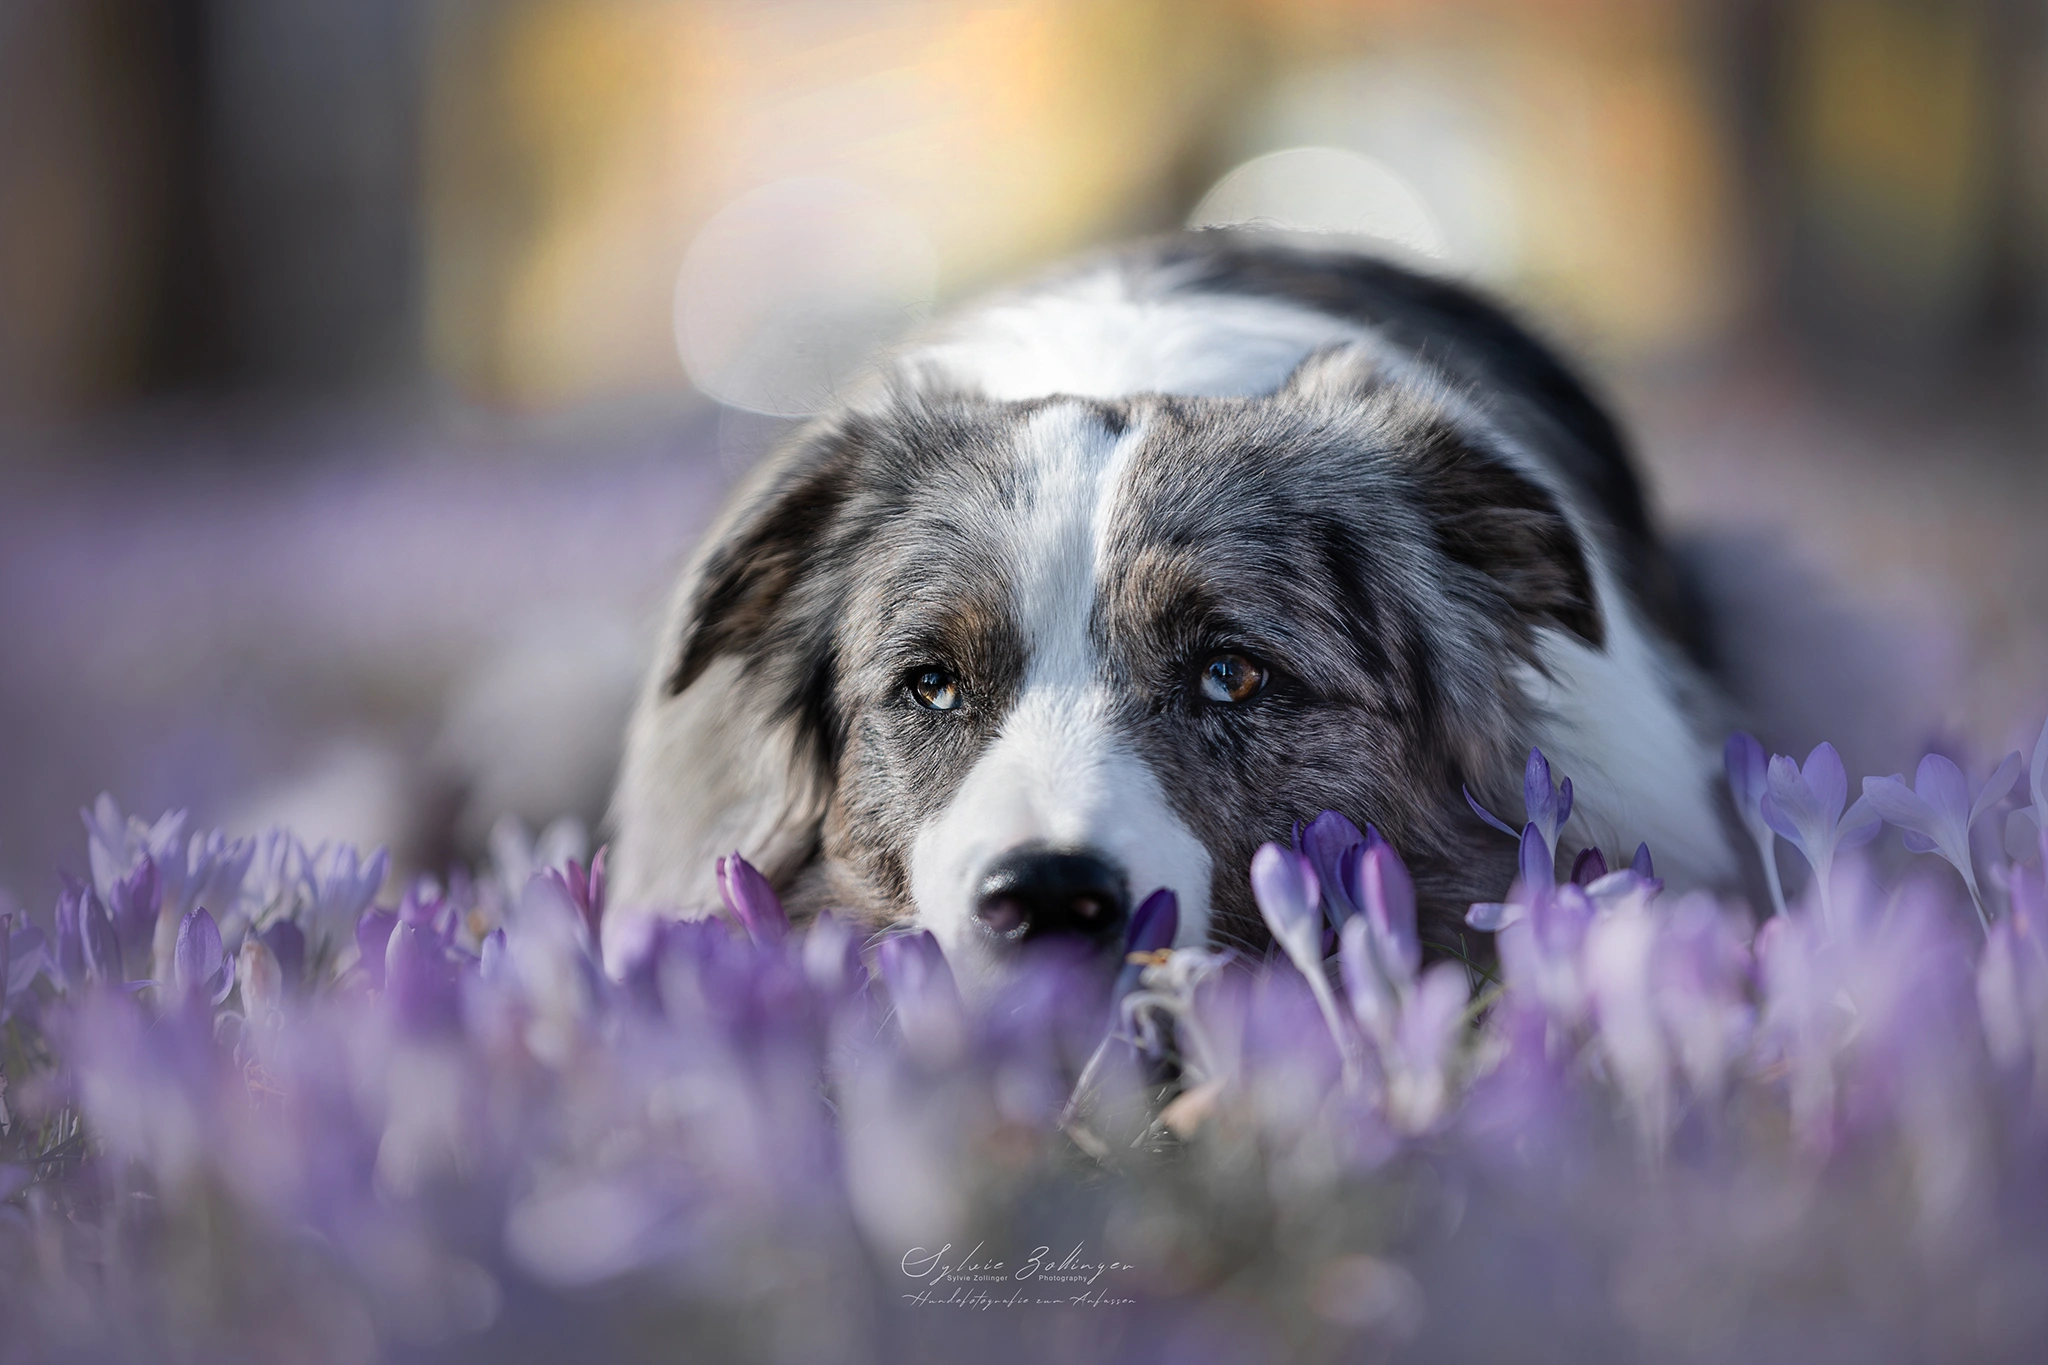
972, 845, 1129, 949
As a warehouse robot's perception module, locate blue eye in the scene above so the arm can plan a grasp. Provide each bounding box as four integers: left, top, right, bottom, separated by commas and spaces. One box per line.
1198, 653, 1266, 704
911, 669, 963, 711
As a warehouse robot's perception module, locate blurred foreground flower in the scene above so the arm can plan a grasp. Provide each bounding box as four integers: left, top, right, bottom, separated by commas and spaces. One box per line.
5, 732, 2048, 1364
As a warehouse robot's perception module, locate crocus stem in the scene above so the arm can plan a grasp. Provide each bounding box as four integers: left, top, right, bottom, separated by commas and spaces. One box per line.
1962, 866, 1991, 937
1756, 832, 1788, 919
1303, 966, 1364, 1093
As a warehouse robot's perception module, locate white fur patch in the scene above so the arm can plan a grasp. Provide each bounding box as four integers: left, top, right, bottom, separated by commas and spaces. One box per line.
908, 403, 1212, 993
904, 266, 1362, 401
1519, 561, 1734, 888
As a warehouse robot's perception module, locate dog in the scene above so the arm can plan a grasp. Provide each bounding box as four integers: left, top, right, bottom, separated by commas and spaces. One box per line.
603, 230, 1737, 991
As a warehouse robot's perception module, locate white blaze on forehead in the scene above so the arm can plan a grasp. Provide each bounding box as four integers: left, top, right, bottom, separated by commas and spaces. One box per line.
904, 268, 1364, 401
909, 403, 1211, 992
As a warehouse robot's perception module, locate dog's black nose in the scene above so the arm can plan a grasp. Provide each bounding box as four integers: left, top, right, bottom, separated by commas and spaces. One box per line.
973, 847, 1129, 947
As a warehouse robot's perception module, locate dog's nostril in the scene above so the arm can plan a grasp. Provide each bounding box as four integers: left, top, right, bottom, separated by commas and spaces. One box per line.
973, 847, 1129, 948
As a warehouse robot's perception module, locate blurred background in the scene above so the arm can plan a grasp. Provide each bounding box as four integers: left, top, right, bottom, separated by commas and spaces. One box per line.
2, 0, 2045, 903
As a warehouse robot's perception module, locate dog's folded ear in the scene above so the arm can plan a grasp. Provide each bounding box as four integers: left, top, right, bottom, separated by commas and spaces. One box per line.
1402, 419, 1604, 651
1287, 343, 1604, 652
664, 427, 855, 699
606, 424, 858, 935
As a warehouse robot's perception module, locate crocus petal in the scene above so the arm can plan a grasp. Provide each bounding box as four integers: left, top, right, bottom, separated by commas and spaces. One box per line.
1126, 888, 1179, 956
1466, 901, 1521, 932
108, 858, 160, 968
1557, 777, 1574, 830
1297, 811, 1367, 916
584, 845, 609, 934
385, 920, 458, 1032
1862, 774, 1932, 834
1340, 914, 1397, 1034
1518, 823, 1552, 892
801, 912, 866, 998
1357, 843, 1420, 980
1800, 743, 1849, 823
1570, 847, 1608, 886
238, 937, 284, 1019
1109, 888, 1181, 1013
81, 893, 122, 985
1524, 750, 1556, 842
173, 908, 224, 1001
1725, 732, 1769, 819
1837, 794, 1883, 850
1970, 751, 2023, 827
2030, 716, 2048, 813
54, 877, 88, 987
1463, 786, 1520, 840
356, 908, 398, 990
717, 853, 788, 946
1250, 844, 1323, 972
1914, 753, 1972, 830
259, 920, 307, 994
876, 930, 961, 1057
1761, 758, 1816, 850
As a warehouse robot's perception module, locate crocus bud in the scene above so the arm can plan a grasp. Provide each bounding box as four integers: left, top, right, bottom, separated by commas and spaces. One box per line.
718, 853, 788, 945
238, 937, 284, 1023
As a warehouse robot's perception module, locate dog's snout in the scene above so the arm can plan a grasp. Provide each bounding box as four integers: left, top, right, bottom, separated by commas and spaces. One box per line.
973, 846, 1129, 947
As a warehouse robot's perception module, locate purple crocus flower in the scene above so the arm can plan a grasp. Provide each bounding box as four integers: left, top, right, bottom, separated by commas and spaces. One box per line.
1467, 749, 1573, 865
303, 842, 390, 950
717, 852, 788, 946
2, 909, 49, 1024
1110, 887, 1180, 1010
876, 929, 961, 1059
384, 919, 460, 1033
2003, 716, 2048, 864
799, 910, 867, 1001
81, 891, 123, 985
1862, 750, 2021, 933
1726, 731, 1789, 917
81, 795, 186, 904
54, 876, 126, 989
1760, 742, 1881, 929
356, 908, 399, 990
1569, 847, 1608, 886
1977, 870, 2047, 1088
538, 847, 607, 945
1466, 822, 1557, 932
105, 858, 161, 981
1251, 843, 1361, 1082
173, 908, 235, 1006
259, 920, 307, 996
1293, 810, 1382, 932
1340, 842, 1424, 1041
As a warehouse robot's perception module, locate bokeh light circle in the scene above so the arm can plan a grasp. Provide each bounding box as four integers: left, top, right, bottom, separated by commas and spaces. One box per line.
674, 177, 937, 416
1189, 147, 1450, 262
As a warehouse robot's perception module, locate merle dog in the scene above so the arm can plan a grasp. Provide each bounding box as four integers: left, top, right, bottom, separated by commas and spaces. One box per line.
604, 231, 1734, 991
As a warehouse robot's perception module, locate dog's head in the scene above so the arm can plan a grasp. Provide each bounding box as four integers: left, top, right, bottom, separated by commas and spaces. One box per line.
608, 345, 1603, 991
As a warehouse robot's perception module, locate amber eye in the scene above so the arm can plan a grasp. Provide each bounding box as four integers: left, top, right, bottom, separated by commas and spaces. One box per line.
1198, 653, 1267, 705
910, 669, 963, 711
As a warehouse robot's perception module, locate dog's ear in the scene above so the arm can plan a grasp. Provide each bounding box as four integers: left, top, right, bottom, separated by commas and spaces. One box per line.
1287, 344, 1604, 651
605, 425, 858, 941
664, 424, 861, 698
1399, 418, 1603, 650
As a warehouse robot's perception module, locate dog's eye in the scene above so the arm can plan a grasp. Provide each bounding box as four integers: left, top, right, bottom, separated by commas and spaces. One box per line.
909, 668, 963, 712
1198, 653, 1267, 705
